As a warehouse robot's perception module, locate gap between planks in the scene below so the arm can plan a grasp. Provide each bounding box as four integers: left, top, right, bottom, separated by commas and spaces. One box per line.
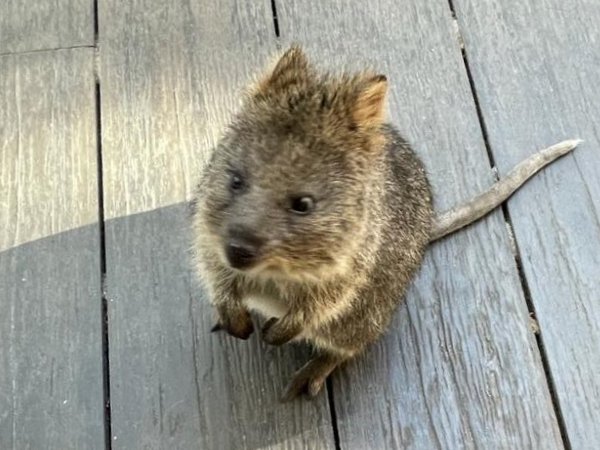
0, 45, 95, 57
92, 0, 112, 448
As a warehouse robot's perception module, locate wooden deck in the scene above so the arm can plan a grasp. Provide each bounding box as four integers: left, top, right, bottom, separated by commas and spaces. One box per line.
1, 1, 599, 449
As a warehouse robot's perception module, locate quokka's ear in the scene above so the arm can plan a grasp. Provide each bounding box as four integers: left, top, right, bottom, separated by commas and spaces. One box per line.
250, 45, 314, 96
351, 74, 388, 129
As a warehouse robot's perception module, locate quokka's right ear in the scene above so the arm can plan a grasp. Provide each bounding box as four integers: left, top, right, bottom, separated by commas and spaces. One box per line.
351, 74, 388, 130
248, 44, 315, 98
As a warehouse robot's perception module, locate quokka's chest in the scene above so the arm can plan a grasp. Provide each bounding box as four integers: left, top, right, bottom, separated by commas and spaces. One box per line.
239, 280, 291, 319
243, 294, 289, 319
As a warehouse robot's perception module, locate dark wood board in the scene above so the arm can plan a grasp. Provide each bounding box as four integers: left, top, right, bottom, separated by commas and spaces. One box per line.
452, 0, 600, 447
0, 49, 104, 449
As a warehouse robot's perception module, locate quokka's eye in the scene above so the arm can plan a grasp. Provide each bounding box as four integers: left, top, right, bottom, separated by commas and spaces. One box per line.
229, 171, 245, 192
289, 196, 315, 215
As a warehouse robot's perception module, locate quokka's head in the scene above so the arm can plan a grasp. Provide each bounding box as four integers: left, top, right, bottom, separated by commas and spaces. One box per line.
197, 45, 389, 281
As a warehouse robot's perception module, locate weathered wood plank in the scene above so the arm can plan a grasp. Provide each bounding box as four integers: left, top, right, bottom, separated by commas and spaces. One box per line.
276, 1, 564, 448
451, 1, 600, 447
0, 49, 104, 449
0, 0, 94, 54
99, 1, 335, 448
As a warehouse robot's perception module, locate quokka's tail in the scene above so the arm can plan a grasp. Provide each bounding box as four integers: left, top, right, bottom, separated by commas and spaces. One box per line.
429, 139, 582, 243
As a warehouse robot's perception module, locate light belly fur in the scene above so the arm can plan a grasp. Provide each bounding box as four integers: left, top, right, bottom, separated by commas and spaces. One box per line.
243, 294, 289, 319
243, 293, 353, 355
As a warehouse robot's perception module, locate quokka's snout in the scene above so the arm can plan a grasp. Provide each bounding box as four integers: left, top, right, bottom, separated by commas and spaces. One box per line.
223, 225, 265, 270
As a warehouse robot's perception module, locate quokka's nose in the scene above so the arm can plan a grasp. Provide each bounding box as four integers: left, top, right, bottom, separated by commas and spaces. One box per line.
226, 242, 259, 269
225, 227, 264, 269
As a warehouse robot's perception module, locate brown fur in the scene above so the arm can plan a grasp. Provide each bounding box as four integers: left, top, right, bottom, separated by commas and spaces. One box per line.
191, 45, 431, 400
190, 45, 577, 400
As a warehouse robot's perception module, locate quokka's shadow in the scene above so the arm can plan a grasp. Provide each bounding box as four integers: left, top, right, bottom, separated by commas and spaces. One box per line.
1, 202, 348, 449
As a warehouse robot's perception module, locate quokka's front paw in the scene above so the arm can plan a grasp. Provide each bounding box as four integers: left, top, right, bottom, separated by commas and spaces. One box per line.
212, 306, 254, 340
261, 317, 301, 346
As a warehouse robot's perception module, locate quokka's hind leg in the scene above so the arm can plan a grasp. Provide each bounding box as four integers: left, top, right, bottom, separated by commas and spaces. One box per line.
281, 351, 347, 402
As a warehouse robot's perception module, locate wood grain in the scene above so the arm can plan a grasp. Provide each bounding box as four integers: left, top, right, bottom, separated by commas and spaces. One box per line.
276, 1, 565, 448
452, 0, 600, 447
0, 49, 104, 449
0, 0, 94, 54
99, 1, 335, 447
